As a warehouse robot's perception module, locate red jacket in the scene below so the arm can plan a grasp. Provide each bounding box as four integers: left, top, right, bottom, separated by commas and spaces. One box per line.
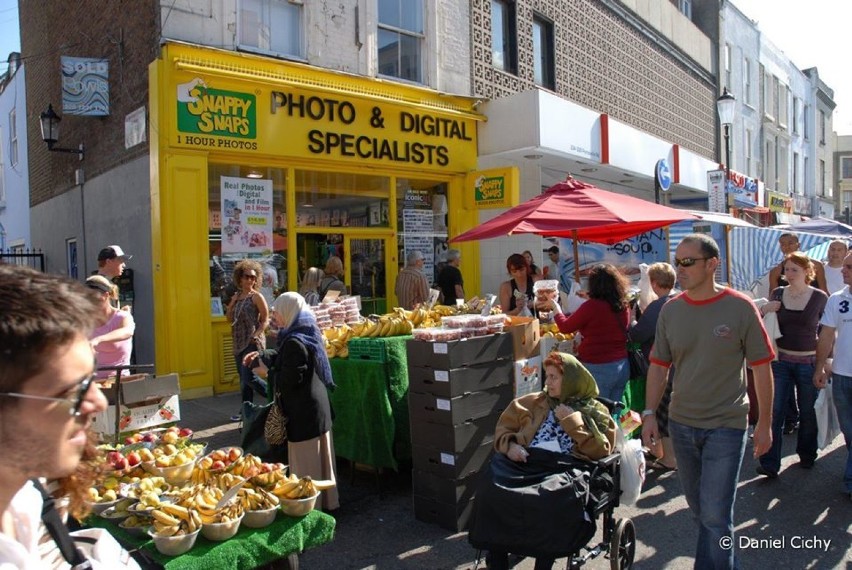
554, 298, 628, 364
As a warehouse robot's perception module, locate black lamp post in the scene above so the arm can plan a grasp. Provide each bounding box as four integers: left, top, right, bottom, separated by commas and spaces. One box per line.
39, 104, 84, 160
716, 88, 736, 209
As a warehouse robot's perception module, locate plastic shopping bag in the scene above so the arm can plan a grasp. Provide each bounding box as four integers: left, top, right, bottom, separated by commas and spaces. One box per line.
815, 382, 841, 449
565, 280, 587, 314
636, 263, 657, 312
615, 428, 645, 506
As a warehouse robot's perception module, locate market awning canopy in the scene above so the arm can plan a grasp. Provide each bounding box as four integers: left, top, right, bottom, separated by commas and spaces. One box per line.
451, 177, 697, 245
774, 217, 852, 237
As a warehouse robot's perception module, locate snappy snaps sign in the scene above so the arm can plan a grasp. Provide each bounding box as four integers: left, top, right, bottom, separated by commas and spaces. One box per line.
176, 78, 258, 149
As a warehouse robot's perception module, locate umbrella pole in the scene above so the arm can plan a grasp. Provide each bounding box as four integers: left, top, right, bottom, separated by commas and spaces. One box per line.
572, 230, 580, 283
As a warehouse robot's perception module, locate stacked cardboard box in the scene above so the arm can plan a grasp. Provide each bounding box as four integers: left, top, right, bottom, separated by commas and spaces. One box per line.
407, 333, 514, 531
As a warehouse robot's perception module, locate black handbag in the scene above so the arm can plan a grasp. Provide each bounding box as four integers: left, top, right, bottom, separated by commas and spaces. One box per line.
626, 326, 649, 380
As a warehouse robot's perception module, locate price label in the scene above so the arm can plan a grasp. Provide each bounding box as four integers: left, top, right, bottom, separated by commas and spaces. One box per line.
433, 343, 448, 354
440, 452, 455, 465
436, 398, 451, 411
434, 370, 449, 382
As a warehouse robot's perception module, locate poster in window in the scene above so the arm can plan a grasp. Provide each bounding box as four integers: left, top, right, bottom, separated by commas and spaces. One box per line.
221, 176, 273, 254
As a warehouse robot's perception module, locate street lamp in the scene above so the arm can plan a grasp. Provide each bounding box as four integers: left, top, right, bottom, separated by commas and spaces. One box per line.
716, 88, 736, 207
39, 104, 84, 160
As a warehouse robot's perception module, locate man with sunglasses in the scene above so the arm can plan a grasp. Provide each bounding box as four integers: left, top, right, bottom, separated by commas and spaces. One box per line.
642, 234, 775, 570
0, 265, 130, 566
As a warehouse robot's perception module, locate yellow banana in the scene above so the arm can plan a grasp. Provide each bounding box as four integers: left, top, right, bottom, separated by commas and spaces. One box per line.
151, 509, 180, 526
162, 503, 190, 522
152, 522, 179, 537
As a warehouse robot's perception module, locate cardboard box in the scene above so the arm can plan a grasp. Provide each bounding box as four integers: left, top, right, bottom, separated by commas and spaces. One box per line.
506, 316, 541, 359
92, 394, 181, 435
99, 373, 180, 405
412, 494, 474, 532
413, 469, 482, 506
94, 373, 181, 435
410, 412, 499, 452
514, 355, 543, 398
406, 333, 513, 369
408, 386, 513, 426
412, 441, 493, 480
407, 361, 513, 398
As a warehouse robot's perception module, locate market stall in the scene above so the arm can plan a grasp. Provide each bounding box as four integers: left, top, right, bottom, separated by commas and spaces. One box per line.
90, 510, 334, 569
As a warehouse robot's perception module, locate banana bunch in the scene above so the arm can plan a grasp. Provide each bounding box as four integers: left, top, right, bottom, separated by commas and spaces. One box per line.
230, 454, 262, 478
272, 474, 335, 500
325, 338, 349, 359
431, 304, 457, 317
322, 325, 353, 343
189, 465, 212, 486
150, 503, 201, 537
237, 486, 280, 511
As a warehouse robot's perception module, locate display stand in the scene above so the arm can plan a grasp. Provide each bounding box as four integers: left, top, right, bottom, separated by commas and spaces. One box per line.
96, 364, 156, 445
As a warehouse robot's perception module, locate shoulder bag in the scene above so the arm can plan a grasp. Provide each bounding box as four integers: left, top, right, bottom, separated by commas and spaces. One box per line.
264, 388, 288, 446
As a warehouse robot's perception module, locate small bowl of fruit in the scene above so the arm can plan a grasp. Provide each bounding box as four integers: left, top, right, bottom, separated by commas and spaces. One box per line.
86, 488, 124, 515
99, 497, 138, 521
198, 446, 244, 473
118, 515, 151, 537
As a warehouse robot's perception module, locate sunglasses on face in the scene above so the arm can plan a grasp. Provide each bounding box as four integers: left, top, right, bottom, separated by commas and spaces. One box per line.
673, 257, 710, 268
0, 372, 98, 417
242, 274, 257, 281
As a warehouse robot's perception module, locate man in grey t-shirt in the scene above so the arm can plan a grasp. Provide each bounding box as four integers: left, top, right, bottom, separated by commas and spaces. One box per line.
642, 234, 774, 570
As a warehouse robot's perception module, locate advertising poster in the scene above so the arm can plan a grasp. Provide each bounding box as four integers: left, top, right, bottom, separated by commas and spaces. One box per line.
220, 176, 273, 254
61, 56, 109, 116
559, 229, 668, 289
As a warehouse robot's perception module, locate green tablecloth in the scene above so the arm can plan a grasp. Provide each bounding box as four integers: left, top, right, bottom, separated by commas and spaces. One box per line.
329, 336, 411, 470
89, 509, 335, 569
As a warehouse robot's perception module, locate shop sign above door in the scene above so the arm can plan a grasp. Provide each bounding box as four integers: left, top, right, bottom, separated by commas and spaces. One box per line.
169, 72, 478, 172
465, 167, 519, 209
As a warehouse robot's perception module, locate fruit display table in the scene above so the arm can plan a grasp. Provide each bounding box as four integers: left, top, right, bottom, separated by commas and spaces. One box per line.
328, 335, 412, 470
89, 509, 335, 569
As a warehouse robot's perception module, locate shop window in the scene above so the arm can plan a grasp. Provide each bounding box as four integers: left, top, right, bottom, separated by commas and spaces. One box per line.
208, 164, 287, 306
842, 157, 852, 180
396, 178, 448, 286
294, 170, 390, 229
532, 15, 554, 90
238, 0, 303, 59
491, 0, 517, 74
378, 0, 424, 83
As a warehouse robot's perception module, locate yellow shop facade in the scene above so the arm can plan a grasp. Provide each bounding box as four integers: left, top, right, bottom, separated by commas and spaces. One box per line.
149, 43, 483, 397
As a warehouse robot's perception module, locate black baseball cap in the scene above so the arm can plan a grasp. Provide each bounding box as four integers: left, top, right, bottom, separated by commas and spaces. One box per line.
98, 245, 132, 261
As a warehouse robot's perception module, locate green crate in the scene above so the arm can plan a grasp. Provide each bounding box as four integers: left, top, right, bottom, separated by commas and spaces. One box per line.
348, 337, 389, 363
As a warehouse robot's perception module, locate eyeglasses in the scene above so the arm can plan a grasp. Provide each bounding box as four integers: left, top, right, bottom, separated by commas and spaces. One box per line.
673, 257, 711, 268
242, 274, 257, 281
0, 373, 98, 417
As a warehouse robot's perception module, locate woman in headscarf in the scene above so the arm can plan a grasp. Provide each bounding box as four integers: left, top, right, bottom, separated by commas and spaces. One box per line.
479, 353, 616, 570
243, 292, 339, 511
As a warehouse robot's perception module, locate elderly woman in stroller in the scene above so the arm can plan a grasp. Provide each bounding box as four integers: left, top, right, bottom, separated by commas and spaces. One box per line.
469, 352, 618, 570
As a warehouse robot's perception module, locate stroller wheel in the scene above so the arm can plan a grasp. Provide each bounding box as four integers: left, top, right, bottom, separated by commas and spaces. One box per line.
609, 518, 636, 570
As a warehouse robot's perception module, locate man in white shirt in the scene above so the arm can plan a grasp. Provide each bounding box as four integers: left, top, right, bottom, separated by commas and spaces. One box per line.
814, 251, 852, 502
0, 266, 135, 567
824, 240, 849, 294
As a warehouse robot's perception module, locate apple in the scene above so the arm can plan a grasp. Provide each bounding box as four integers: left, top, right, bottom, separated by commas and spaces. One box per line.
178, 427, 193, 438
106, 451, 123, 463
139, 448, 154, 462
166, 426, 180, 433
124, 436, 136, 445
228, 447, 242, 462
126, 451, 142, 467
211, 450, 227, 462
155, 456, 171, 468
113, 457, 129, 470
161, 431, 179, 445
142, 433, 157, 443
210, 460, 226, 471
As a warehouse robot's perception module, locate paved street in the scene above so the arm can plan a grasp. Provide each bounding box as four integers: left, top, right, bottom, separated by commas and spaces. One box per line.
181, 392, 851, 569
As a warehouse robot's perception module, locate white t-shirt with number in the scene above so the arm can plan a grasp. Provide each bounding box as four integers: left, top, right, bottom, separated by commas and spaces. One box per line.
820, 286, 852, 377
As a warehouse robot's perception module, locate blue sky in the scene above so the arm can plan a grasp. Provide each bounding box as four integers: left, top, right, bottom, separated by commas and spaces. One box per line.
0, 2, 847, 135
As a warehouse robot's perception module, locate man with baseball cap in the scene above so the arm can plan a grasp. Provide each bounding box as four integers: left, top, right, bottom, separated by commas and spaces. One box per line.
97, 245, 131, 280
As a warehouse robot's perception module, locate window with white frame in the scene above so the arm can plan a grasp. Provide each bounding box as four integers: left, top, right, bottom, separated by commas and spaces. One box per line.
778, 84, 788, 128
820, 159, 826, 194
678, 0, 692, 19
238, 0, 303, 59
745, 128, 752, 177
491, 0, 517, 74
8, 109, 17, 167
803, 104, 809, 139
842, 156, 852, 179
844, 190, 852, 214
765, 139, 775, 189
378, 0, 424, 83
778, 140, 788, 191
804, 156, 809, 193
792, 97, 799, 134
763, 73, 774, 120
792, 152, 799, 194
743, 57, 751, 106
532, 15, 554, 90
724, 44, 732, 91
820, 110, 826, 144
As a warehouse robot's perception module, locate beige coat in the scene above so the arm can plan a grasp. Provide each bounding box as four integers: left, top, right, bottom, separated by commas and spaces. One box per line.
493, 391, 616, 461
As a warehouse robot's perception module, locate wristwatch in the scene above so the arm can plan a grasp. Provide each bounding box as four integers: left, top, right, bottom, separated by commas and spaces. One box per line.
641, 409, 656, 417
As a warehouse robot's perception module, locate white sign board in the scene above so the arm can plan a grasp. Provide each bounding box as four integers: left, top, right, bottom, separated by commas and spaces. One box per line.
220, 176, 273, 254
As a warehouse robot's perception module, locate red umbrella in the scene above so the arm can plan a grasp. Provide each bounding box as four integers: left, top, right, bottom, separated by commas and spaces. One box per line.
452, 177, 696, 245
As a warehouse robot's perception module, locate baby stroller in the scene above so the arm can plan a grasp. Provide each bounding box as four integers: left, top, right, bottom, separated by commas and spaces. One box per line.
469, 399, 635, 570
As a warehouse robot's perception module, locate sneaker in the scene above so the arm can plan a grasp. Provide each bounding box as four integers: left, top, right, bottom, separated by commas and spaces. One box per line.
229, 413, 241, 422
755, 465, 778, 479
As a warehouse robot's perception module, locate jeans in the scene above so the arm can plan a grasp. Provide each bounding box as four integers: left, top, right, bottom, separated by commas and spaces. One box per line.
583, 358, 629, 403
669, 419, 747, 570
831, 373, 852, 493
235, 342, 266, 404
760, 359, 818, 472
